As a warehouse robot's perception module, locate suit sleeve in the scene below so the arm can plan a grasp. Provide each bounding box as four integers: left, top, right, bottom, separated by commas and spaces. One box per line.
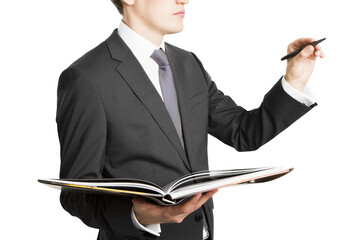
191, 53, 316, 151
56, 66, 146, 239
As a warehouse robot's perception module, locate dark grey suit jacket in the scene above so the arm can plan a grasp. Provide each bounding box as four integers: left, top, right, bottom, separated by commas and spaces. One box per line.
57, 29, 314, 240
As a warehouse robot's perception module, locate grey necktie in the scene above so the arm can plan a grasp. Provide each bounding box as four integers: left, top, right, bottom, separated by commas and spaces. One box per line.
151, 49, 209, 239
151, 49, 184, 148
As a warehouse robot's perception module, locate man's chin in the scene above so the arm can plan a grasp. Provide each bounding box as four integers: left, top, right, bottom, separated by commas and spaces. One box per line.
165, 25, 184, 35
163, 21, 184, 34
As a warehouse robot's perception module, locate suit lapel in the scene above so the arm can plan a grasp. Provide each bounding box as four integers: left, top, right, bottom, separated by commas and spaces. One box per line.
165, 44, 196, 172
105, 30, 190, 171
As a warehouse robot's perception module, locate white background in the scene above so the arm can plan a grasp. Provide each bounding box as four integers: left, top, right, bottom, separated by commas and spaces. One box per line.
1, 0, 359, 239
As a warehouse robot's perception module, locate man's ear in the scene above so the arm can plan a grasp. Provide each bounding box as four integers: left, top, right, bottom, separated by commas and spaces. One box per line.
122, 0, 135, 6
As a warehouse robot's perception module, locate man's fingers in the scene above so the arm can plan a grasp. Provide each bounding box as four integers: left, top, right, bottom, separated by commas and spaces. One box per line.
287, 38, 325, 61
313, 45, 324, 57
132, 196, 153, 205
295, 45, 325, 62
179, 190, 218, 213
186, 190, 218, 210
172, 190, 218, 216
172, 193, 202, 214
132, 196, 160, 211
195, 189, 218, 208
288, 38, 315, 53
315, 45, 321, 51
133, 190, 218, 225
301, 45, 315, 58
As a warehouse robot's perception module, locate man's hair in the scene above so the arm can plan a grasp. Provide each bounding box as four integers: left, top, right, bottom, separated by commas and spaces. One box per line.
111, 0, 124, 15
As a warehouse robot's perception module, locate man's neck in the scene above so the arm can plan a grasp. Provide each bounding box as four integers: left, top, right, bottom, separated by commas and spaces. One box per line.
122, 18, 164, 48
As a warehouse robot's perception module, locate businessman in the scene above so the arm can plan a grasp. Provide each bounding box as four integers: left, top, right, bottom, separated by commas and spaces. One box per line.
57, 0, 325, 239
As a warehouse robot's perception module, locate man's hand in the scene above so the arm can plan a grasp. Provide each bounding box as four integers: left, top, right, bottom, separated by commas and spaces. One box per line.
285, 38, 325, 91
132, 189, 218, 225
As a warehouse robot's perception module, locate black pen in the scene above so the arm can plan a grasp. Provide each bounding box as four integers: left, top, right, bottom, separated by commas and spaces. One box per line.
281, 38, 326, 61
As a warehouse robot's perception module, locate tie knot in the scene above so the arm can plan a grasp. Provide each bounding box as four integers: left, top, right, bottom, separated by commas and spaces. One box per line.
151, 49, 169, 66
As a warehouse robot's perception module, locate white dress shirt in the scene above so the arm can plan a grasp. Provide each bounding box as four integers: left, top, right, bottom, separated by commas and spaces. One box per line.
117, 19, 316, 237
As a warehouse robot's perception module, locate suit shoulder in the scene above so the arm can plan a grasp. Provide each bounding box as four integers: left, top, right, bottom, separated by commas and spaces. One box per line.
165, 42, 194, 58
58, 42, 107, 88
59, 32, 121, 87
66, 41, 112, 71
165, 42, 205, 70
165, 43, 211, 88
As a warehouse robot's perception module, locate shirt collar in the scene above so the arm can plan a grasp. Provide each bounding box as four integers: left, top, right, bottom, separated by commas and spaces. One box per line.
117, 20, 166, 61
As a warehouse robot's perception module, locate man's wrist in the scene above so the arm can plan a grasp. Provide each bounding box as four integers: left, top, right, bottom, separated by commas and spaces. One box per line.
131, 206, 161, 237
284, 74, 307, 92
281, 76, 316, 107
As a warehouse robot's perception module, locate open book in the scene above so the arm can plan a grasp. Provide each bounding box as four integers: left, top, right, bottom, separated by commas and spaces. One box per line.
38, 166, 293, 205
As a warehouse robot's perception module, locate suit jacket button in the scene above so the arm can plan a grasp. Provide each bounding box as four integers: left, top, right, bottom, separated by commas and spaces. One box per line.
195, 214, 203, 222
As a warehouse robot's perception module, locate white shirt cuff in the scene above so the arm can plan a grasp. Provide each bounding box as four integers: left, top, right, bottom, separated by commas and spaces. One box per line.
281, 76, 316, 107
131, 206, 161, 237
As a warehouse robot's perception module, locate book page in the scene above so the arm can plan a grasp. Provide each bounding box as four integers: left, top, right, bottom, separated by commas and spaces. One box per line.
168, 167, 292, 201
164, 167, 271, 193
